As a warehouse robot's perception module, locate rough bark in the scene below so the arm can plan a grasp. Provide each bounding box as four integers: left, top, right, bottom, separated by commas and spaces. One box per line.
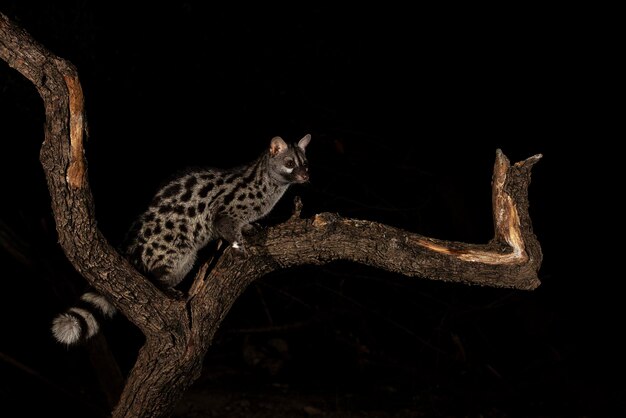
1, 12, 543, 418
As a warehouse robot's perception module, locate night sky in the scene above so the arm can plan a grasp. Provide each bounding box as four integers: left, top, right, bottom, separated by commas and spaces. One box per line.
0, 3, 616, 417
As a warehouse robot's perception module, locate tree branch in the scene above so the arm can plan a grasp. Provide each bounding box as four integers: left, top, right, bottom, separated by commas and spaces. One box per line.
1, 12, 543, 418
0, 12, 181, 342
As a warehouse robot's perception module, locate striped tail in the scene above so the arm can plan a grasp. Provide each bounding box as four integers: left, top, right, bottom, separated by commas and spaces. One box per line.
51, 291, 117, 345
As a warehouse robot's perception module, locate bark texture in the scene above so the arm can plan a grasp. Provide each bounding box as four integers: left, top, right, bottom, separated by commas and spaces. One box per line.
1, 13, 542, 418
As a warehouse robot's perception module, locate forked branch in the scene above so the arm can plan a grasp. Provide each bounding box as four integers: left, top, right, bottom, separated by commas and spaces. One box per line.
1, 12, 542, 418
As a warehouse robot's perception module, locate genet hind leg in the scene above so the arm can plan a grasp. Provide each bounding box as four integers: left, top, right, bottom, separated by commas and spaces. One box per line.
149, 247, 197, 297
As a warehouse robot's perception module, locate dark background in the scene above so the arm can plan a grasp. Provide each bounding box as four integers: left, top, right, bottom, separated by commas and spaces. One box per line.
0, 2, 617, 417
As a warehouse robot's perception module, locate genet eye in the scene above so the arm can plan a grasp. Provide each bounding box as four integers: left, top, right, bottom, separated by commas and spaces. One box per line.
285, 160, 296, 169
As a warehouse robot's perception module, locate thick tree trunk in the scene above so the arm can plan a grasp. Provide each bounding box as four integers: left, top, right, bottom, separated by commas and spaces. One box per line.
1, 13, 542, 418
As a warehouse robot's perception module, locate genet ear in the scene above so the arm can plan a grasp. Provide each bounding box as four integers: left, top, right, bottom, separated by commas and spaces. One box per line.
297, 134, 311, 150
270, 136, 288, 156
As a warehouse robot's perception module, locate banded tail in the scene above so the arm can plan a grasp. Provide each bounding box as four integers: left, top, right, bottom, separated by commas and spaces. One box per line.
51, 291, 116, 345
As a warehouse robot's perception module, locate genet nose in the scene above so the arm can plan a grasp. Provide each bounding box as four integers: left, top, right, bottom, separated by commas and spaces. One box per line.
298, 170, 309, 182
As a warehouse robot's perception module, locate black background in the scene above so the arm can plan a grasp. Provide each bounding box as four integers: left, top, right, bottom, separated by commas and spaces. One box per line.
0, 2, 618, 417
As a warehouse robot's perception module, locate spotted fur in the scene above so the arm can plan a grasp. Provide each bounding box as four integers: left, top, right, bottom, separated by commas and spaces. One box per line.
51, 135, 311, 345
